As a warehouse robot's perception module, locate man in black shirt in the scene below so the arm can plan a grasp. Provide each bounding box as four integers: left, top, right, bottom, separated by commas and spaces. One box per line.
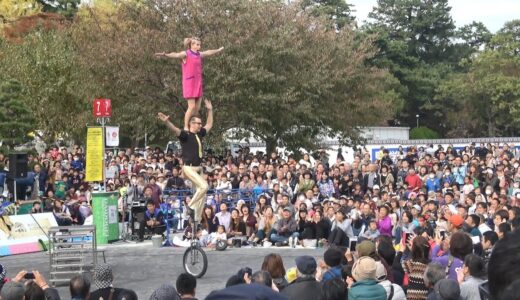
158, 99, 213, 222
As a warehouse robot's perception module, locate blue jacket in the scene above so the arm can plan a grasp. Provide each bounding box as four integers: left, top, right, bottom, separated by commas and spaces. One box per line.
321, 266, 342, 283
348, 279, 387, 300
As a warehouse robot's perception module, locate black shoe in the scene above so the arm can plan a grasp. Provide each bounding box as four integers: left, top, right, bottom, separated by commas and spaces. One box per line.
275, 242, 283, 247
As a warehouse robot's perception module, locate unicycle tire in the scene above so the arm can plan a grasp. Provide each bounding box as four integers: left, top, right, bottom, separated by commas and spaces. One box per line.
182, 246, 208, 278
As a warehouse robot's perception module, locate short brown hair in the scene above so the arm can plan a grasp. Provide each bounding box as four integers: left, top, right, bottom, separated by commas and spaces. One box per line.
261, 253, 286, 278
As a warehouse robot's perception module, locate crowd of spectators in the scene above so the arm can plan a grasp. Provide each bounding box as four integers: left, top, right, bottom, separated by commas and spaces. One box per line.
2, 142, 520, 299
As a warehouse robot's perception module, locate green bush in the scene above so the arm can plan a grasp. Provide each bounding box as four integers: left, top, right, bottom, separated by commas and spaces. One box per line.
410, 127, 440, 140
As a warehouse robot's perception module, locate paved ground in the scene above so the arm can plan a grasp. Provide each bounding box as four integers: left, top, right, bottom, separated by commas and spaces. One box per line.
1, 241, 325, 299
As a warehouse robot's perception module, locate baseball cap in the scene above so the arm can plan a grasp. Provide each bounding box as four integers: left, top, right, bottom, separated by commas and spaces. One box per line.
295, 256, 317, 275
448, 214, 464, 228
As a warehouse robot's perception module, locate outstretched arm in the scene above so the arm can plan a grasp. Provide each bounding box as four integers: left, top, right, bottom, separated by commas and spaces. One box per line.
158, 112, 182, 137
154, 51, 187, 59
203, 99, 213, 132
201, 47, 224, 57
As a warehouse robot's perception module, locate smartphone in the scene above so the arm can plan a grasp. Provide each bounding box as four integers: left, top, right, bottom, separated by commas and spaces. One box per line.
402, 232, 408, 243
24, 273, 35, 280
350, 240, 357, 252
440, 231, 446, 239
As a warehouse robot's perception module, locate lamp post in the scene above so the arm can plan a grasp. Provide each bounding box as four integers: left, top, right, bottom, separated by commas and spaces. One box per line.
416, 114, 419, 128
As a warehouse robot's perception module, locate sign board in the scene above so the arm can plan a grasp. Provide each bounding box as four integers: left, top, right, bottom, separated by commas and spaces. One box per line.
0, 213, 58, 256
105, 126, 120, 147
85, 127, 104, 182
92, 192, 119, 244
93, 99, 112, 118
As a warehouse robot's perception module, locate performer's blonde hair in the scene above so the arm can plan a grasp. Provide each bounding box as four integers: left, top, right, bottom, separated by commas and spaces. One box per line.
184, 37, 201, 49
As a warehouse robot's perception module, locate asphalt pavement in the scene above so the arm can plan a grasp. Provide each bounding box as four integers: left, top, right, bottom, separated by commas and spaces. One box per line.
1, 241, 326, 299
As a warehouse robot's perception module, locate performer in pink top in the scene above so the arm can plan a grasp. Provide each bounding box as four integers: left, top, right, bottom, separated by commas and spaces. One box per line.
155, 37, 224, 129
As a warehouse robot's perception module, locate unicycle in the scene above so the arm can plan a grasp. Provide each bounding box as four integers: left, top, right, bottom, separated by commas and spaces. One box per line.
182, 221, 208, 278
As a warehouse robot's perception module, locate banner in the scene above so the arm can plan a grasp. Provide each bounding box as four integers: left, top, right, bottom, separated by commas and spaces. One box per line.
86, 127, 103, 182
92, 192, 119, 244
105, 126, 120, 147
0, 213, 58, 256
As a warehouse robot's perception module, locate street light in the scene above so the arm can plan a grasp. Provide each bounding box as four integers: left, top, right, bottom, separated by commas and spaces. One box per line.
416, 114, 419, 128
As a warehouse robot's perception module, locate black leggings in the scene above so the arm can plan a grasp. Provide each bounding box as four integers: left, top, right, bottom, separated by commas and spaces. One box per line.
328, 228, 349, 247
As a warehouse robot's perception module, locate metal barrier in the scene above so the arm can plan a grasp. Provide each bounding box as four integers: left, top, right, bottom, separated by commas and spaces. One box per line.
161, 188, 273, 212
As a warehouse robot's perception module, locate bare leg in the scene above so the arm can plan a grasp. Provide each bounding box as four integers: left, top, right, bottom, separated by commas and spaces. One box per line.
184, 99, 197, 130
195, 98, 202, 115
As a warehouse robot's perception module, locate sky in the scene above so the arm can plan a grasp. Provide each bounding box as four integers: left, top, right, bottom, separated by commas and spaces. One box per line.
348, 0, 520, 32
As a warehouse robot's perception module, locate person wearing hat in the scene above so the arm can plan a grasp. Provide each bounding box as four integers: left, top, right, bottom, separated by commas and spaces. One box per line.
348, 257, 386, 300
297, 171, 315, 194
375, 261, 406, 300
447, 214, 464, 234
328, 206, 354, 246
89, 264, 134, 300
281, 256, 321, 300
271, 207, 299, 247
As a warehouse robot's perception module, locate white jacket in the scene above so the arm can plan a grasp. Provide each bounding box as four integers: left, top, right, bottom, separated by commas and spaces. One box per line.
379, 280, 406, 300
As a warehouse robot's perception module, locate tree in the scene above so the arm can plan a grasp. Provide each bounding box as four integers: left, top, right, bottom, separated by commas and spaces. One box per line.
68, 0, 399, 151
300, 0, 355, 30
366, 0, 462, 134
37, 0, 80, 18
0, 0, 41, 27
0, 79, 36, 148
0, 28, 90, 143
436, 20, 520, 137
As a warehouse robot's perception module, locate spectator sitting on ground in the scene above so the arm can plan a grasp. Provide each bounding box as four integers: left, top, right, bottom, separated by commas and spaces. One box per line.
281, 256, 321, 300
176, 273, 197, 300
271, 207, 299, 247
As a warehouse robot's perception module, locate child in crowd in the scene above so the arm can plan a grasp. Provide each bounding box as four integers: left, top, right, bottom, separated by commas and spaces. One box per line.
208, 225, 227, 248
362, 220, 380, 241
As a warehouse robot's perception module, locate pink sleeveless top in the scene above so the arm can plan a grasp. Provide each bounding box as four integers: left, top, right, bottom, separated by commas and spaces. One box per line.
182, 49, 203, 99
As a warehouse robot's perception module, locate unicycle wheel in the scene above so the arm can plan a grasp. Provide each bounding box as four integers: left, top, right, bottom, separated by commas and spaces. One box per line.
182, 246, 208, 278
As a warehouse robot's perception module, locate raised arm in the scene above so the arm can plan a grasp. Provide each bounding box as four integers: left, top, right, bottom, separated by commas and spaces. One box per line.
203, 99, 213, 132
154, 51, 187, 59
201, 47, 224, 57
158, 112, 182, 137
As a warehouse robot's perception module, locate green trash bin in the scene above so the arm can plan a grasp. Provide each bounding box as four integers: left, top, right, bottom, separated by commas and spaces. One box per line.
92, 192, 119, 244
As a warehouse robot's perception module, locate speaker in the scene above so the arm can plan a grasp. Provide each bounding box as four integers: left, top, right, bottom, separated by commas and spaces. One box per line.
9, 153, 28, 178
